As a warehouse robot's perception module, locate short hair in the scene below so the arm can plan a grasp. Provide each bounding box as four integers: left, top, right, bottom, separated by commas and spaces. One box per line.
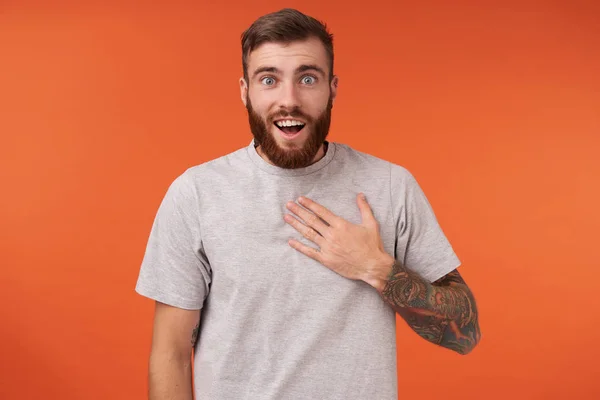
240, 8, 334, 82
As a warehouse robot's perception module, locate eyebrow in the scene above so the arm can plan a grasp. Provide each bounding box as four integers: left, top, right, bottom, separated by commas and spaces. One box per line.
252, 64, 326, 79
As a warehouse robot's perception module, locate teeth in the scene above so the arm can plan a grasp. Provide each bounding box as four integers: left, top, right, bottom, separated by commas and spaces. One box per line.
276, 120, 305, 127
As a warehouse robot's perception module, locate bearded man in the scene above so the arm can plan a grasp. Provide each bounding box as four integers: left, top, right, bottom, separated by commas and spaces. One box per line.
135, 8, 481, 400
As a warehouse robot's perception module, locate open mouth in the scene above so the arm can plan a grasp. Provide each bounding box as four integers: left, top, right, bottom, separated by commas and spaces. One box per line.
274, 119, 306, 136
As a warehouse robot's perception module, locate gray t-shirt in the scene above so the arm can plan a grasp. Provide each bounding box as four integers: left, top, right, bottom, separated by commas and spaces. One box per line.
135, 139, 461, 399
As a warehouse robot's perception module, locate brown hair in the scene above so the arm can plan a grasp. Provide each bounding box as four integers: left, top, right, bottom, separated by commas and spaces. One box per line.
241, 8, 334, 82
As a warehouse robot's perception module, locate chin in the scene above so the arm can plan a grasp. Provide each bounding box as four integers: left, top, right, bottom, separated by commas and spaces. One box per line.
277, 139, 307, 151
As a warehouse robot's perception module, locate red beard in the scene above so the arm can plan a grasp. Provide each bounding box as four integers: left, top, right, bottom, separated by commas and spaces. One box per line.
246, 95, 333, 169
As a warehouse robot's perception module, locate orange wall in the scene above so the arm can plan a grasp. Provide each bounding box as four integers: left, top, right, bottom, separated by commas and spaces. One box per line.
1, 1, 599, 399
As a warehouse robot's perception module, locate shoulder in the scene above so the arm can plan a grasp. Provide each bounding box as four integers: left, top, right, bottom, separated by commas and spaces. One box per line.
333, 142, 417, 186
186, 145, 248, 178
168, 144, 249, 191
333, 142, 392, 168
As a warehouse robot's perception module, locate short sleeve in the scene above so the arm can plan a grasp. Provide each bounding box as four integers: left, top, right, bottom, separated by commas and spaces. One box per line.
135, 171, 211, 310
391, 165, 461, 283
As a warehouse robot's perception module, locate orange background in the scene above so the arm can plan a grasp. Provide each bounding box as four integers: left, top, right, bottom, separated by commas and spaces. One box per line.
1, 1, 599, 399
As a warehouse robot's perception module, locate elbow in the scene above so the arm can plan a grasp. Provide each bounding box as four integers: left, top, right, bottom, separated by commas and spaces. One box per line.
450, 328, 482, 356
444, 340, 479, 356
454, 342, 477, 355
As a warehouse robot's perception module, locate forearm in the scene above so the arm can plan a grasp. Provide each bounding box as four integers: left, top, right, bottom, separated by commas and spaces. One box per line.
148, 351, 194, 400
371, 258, 481, 355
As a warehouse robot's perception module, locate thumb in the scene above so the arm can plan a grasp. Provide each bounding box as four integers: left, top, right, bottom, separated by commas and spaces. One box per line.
356, 193, 376, 226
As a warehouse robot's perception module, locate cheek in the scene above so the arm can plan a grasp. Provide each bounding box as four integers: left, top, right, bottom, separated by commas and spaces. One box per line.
249, 96, 275, 118
247, 88, 264, 106
301, 91, 330, 113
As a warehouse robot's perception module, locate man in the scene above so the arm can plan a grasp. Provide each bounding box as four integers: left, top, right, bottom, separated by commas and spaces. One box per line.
135, 8, 481, 400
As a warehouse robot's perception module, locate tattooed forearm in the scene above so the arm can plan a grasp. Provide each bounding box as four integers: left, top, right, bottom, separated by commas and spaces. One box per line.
380, 262, 481, 355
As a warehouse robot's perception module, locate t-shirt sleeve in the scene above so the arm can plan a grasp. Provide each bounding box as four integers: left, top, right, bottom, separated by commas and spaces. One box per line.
135, 171, 211, 310
391, 165, 461, 283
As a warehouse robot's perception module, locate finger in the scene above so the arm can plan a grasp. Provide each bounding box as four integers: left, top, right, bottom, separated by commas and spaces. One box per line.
286, 201, 330, 235
297, 196, 340, 228
356, 193, 377, 227
284, 214, 325, 247
288, 239, 322, 262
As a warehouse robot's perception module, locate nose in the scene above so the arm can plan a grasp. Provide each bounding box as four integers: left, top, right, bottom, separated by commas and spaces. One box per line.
277, 81, 301, 110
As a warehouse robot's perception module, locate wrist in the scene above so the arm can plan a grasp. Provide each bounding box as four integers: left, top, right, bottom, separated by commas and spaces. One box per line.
363, 252, 396, 293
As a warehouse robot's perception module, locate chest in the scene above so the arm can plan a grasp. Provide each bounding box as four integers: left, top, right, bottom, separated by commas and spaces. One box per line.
199, 182, 397, 297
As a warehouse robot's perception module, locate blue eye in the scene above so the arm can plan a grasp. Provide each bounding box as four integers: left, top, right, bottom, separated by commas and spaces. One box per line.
261, 77, 276, 86
301, 76, 316, 85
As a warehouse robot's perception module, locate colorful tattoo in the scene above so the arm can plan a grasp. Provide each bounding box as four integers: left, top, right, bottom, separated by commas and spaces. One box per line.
381, 263, 481, 354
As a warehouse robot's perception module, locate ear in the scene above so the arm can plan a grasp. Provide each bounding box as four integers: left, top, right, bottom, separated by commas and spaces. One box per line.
239, 77, 248, 106
330, 75, 339, 103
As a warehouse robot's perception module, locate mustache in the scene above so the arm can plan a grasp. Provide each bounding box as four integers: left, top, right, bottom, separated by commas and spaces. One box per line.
267, 108, 312, 123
